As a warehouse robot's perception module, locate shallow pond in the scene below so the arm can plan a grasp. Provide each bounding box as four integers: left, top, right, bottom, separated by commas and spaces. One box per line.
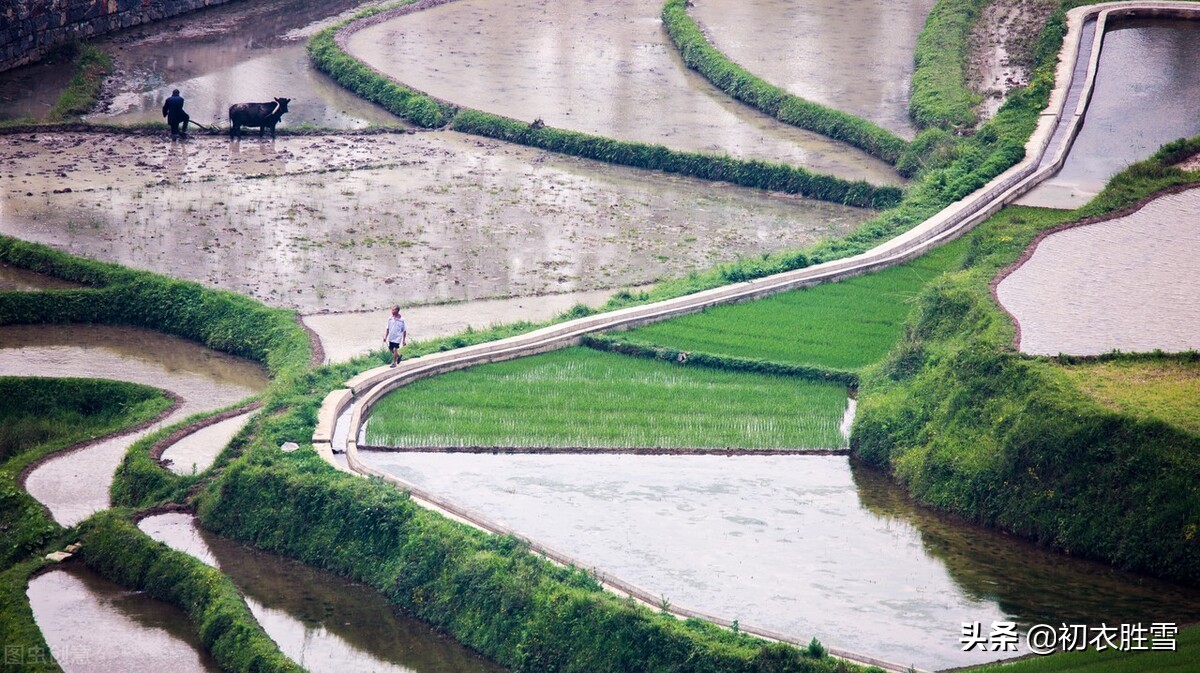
0, 0, 398, 128
997, 187, 1200, 356
357, 451, 1200, 670
1019, 18, 1200, 209
27, 564, 222, 673
345, 0, 902, 185
139, 513, 506, 673
0, 131, 871, 312
689, 0, 936, 138
2, 324, 267, 525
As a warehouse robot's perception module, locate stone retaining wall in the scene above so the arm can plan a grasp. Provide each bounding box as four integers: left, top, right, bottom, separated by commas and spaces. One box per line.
1, 0, 236, 72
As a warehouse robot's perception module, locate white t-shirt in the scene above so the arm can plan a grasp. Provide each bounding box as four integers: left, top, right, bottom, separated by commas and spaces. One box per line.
386, 316, 407, 343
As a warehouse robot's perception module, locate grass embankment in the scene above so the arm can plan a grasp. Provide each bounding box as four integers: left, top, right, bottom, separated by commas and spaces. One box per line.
609, 240, 968, 373
0, 378, 169, 673
364, 347, 850, 449
1059, 359, 1200, 436
660, 0, 906, 166
0, 241, 311, 672
853, 139, 1200, 586
47, 43, 112, 122
196, 440, 867, 673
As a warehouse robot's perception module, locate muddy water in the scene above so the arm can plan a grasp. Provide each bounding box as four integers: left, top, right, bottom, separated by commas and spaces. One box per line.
0, 132, 870, 312
689, 0, 935, 139
997, 188, 1200, 356
139, 513, 506, 673
2, 325, 267, 526
1019, 19, 1200, 209
27, 564, 221, 673
0, 263, 82, 291
346, 0, 901, 185
0, 0, 398, 128
359, 451, 1200, 670
160, 410, 258, 475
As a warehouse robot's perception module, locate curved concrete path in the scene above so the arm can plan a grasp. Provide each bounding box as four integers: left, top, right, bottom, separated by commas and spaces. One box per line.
311, 3, 1198, 671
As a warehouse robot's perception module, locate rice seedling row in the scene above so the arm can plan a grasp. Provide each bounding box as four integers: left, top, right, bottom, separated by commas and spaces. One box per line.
618, 239, 968, 370
365, 348, 849, 450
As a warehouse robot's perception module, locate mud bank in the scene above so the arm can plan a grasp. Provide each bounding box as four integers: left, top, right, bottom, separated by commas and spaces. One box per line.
0, 130, 870, 312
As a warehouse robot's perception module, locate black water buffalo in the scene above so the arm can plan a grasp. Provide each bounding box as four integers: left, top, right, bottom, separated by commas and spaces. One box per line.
229, 97, 290, 137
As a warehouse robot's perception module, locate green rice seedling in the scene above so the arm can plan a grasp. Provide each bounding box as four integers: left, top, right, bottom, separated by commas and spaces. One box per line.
365, 348, 849, 450
619, 239, 968, 371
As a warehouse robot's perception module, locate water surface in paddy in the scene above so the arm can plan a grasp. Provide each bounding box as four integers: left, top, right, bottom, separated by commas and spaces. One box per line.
345, 0, 902, 185
0, 263, 82, 291
689, 0, 936, 138
997, 187, 1200, 356
140, 513, 505, 673
27, 564, 221, 673
1019, 19, 1200, 209
1, 324, 267, 525
0, 131, 871, 312
359, 451, 1200, 670
0, 0, 398, 128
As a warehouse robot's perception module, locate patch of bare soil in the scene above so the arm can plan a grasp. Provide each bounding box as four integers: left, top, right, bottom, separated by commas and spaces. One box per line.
967, 0, 1057, 123
0, 130, 870, 313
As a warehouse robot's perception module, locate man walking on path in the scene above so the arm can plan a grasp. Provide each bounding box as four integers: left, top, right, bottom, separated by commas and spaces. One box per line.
162, 89, 190, 138
384, 305, 407, 368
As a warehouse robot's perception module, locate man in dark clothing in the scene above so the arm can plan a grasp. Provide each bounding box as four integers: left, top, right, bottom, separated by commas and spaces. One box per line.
162, 89, 190, 137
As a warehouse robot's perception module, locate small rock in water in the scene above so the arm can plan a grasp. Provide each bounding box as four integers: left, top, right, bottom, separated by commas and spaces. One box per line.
45, 551, 72, 562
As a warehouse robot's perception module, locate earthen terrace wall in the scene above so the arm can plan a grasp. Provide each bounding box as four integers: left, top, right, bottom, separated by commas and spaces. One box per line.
0, 0, 236, 72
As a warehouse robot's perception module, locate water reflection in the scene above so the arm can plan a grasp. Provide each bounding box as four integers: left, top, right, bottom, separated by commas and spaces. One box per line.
346, 0, 902, 184
28, 564, 221, 673
140, 513, 506, 673
357, 451, 1200, 669
1019, 18, 1200, 208
690, 0, 936, 138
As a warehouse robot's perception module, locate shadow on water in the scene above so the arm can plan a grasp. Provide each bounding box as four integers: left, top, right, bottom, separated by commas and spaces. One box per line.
850, 459, 1200, 628
27, 564, 222, 673
140, 513, 506, 673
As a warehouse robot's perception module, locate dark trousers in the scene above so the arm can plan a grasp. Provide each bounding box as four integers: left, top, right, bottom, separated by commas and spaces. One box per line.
168, 113, 190, 135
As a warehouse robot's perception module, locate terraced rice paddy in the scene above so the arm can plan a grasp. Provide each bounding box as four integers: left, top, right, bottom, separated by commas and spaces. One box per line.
344, 0, 901, 184
689, 0, 936, 138
363, 347, 850, 450
617, 240, 966, 369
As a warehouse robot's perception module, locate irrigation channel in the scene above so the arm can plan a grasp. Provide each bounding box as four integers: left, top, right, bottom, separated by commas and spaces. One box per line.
2, 0, 1199, 671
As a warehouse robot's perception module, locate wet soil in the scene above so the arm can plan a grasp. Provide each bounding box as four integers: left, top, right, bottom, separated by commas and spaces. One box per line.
27, 564, 222, 673
139, 513, 505, 673
3, 324, 267, 525
344, 0, 902, 185
1019, 19, 1200, 208
0, 262, 83, 291
359, 451, 1200, 670
0, 130, 871, 313
967, 0, 1057, 123
997, 187, 1200, 356
690, 0, 936, 139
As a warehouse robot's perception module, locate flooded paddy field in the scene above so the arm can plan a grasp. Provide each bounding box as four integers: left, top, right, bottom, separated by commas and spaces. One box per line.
998, 187, 1200, 356
140, 513, 506, 673
1019, 18, 1200, 209
0, 262, 82, 291
359, 451, 1200, 670
0, 0, 398, 128
345, 0, 902, 185
0, 130, 870, 312
1, 324, 266, 525
689, 0, 936, 138
28, 564, 221, 673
